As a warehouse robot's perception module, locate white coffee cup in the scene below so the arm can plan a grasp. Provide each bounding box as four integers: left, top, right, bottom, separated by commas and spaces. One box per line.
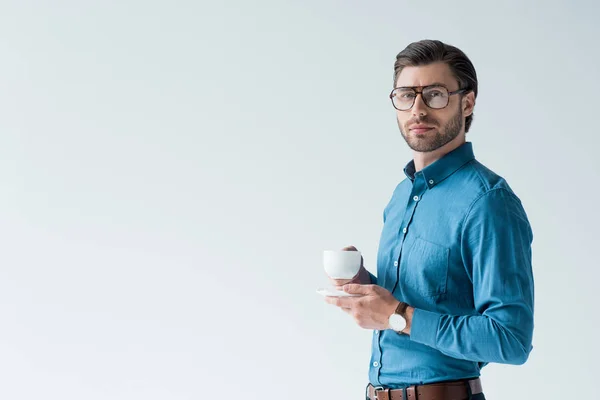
323, 250, 362, 279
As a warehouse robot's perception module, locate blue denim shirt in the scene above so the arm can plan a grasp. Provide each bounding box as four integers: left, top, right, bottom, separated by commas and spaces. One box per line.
369, 141, 534, 388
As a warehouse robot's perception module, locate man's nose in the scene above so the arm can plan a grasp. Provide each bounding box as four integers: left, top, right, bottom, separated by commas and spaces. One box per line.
412, 93, 428, 117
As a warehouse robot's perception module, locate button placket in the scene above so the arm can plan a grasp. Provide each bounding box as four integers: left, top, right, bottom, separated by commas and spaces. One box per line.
392, 176, 427, 296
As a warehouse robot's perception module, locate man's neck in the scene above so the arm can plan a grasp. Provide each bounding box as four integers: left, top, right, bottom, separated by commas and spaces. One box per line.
413, 134, 466, 172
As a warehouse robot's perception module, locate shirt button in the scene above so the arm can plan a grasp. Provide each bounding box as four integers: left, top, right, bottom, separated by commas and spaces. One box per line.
394, 261, 398, 266
429, 179, 434, 185
402, 228, 407, 233
413, 195, 419, 201
373, 361, 379, 367
374, 330, 379, 335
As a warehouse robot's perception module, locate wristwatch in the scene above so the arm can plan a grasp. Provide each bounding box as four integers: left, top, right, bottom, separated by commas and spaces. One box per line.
388, 301, 408, 333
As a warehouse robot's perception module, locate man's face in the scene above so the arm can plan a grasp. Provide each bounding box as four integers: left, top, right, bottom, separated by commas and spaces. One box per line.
394, 62, 473, 153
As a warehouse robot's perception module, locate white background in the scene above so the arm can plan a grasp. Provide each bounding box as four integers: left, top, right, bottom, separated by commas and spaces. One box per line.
0, 1, 598, 399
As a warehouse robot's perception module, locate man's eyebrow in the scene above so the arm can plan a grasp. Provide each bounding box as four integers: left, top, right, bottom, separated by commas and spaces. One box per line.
396, 82, 449, 88
426, 82, 448, 87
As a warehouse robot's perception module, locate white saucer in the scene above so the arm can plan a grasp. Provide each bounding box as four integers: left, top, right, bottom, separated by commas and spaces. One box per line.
316, 288, 361, 297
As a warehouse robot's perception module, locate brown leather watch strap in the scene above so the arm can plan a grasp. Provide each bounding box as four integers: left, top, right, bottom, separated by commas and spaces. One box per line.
395, 301, 409, 319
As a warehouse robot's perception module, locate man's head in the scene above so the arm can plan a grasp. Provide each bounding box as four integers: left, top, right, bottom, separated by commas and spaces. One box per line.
391, 40, 477, 153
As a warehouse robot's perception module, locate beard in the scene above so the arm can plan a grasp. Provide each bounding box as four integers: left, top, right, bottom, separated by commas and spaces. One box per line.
398, 107, 464, 153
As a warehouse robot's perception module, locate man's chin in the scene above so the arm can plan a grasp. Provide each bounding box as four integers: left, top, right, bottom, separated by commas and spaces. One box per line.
407, 138, 440, 153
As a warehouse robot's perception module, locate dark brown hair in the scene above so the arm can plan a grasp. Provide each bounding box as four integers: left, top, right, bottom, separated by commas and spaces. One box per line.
393, 40, 478, 133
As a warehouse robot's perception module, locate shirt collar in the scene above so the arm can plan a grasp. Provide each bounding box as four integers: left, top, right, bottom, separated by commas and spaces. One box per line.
403, 141, 475, 188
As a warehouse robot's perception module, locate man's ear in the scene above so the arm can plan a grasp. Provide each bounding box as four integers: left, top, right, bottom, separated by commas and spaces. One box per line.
463, 91, 475, 117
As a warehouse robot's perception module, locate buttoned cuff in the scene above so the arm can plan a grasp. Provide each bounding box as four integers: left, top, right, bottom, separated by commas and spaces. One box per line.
409, 308, 440, 348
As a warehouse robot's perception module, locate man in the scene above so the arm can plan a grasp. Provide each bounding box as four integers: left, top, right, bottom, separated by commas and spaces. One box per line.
324, 40, 534, 400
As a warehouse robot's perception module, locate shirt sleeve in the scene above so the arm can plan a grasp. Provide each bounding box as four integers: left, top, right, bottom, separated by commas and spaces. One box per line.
409, 188, 535, 365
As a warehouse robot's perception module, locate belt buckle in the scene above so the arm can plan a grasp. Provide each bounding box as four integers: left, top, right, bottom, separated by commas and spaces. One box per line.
372, 386, 389, 400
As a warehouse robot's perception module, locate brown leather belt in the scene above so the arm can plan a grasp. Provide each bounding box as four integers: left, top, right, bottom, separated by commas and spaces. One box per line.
367, 378, 483, 400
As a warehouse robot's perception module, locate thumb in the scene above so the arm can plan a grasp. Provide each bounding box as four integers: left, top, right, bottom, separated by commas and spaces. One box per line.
342, 283, 372, 295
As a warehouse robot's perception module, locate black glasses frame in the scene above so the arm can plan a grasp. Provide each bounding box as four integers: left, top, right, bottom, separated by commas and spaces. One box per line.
389, 85, 468, 111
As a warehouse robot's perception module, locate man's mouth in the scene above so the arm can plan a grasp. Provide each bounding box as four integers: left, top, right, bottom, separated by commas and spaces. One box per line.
409, 125, 435, 134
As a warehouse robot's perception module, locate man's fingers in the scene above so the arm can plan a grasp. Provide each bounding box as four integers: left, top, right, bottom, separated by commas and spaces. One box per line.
343, 283, 374, 295
324, 296, 354, 308
331, 276, 362, 288
331, 278, 351, 287
324, 296, 337, 306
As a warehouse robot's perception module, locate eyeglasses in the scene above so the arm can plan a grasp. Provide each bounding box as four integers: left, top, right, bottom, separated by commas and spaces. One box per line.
389, 85, 467, 111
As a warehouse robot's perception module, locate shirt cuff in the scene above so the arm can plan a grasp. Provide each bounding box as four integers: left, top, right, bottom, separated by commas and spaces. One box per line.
409, 308, 440, 348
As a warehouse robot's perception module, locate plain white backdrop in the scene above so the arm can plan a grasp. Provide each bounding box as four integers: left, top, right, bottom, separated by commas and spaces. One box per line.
0, 1, 598, 399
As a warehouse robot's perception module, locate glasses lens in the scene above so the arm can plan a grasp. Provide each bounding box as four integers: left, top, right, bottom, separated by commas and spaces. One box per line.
422, 86, 449, 109
391, 88, 415, 110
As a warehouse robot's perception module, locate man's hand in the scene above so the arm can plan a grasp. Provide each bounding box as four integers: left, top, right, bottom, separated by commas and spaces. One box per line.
324, 284, 414, 334
328, 246, 372, 288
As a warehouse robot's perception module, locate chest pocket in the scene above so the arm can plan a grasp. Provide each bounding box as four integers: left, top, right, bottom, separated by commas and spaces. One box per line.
403, 237, 449, 297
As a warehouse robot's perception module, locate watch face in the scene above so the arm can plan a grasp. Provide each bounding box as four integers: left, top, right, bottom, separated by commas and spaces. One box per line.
389, 314, 406, 331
